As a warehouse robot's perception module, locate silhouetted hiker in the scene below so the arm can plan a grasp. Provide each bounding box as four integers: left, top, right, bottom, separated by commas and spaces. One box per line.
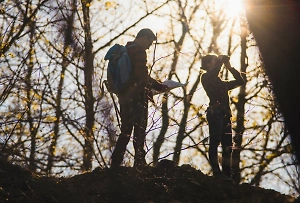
110, 28, 168, 171
201, 54, 245, 181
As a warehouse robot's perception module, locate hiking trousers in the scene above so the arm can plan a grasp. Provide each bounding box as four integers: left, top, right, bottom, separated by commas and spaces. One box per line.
111, 94, 148, 167
206, 109, 233, 177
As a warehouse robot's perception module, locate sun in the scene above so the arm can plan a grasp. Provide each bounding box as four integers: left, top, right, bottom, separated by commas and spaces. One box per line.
223, 0, 244, 18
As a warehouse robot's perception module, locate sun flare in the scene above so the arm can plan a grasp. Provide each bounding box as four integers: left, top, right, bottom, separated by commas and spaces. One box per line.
223, 0, 244, 18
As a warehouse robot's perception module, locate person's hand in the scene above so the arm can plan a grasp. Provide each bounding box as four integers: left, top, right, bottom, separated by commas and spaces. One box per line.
219, 55, 232, 69
222, 55, 230, 63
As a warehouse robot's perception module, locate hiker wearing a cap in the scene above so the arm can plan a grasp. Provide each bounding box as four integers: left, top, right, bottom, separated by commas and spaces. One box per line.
201, 54, 245, 181
111, 28, 168, 170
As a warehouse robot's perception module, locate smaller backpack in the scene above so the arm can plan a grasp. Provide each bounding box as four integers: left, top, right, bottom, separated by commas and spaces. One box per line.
104, 44, 135, 94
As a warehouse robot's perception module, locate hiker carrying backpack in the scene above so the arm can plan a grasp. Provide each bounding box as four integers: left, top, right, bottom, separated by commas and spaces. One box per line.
107, 29, 168, 171
104, 44, 137, 94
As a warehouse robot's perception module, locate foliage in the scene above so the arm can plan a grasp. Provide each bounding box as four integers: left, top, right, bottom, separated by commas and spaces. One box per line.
0, 0, 298, 198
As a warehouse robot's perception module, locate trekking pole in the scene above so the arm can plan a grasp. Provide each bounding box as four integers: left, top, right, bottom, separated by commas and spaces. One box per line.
103, 80, 121, 129
149, 33, 158, 76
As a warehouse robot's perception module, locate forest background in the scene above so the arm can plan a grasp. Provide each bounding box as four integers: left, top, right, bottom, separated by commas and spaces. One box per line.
0, 0, 299, 198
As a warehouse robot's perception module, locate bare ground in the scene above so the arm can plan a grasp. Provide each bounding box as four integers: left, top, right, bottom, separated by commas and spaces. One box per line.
0, 159, 298, 203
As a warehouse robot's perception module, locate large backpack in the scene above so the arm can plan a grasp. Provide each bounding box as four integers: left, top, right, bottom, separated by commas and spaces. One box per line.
104, 44, 136, 94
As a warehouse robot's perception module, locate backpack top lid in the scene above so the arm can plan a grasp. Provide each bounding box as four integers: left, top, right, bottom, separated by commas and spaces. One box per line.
104, 44, 125, 61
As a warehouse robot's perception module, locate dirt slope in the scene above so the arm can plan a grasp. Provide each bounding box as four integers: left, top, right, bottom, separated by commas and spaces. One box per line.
0, 159, 298, 203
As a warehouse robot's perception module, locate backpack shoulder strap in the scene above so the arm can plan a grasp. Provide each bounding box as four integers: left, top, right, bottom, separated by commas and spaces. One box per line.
125, 44, 138, 51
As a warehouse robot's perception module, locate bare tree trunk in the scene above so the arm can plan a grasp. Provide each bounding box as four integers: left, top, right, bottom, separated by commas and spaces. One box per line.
245, 0, 300, 163
46, 51, 68, 174
81, 0, 95, 172
153, 100, 169, 164
172, 100, 190, 163
232, 18, 247, 183
46, 0, 76, 175
27, 20, 37, 172
153, 0, 189, 164
172, 73, 201, 163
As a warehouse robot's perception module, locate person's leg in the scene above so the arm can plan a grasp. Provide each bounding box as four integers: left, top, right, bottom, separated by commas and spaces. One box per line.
133, 97, 148, 168
207, 110, 223, 175
111, 101, 133, 167
221, 115, 233, 177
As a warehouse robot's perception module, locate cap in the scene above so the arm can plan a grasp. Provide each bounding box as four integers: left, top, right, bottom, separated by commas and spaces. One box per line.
136, 28, 157, 40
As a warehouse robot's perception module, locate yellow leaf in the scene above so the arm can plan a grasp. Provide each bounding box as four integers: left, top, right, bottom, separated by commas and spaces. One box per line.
105, 2, 112, 9
32, 104, 39, 111
45, 116, 58, 122
105, 1, 115, 10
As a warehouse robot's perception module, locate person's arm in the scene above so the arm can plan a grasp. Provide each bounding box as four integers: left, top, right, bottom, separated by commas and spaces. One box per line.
223, 60, 245, 90
148, 77, 168, 91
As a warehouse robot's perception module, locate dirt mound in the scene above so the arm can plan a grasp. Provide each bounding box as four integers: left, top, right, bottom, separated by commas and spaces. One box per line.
0, 159, 297, 203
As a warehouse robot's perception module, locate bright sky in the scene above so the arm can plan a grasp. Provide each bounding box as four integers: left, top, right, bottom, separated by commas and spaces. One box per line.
223, 0, 245, 18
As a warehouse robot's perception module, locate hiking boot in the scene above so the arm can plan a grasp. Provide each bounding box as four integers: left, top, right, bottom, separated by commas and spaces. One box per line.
213, 172, 234, 182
